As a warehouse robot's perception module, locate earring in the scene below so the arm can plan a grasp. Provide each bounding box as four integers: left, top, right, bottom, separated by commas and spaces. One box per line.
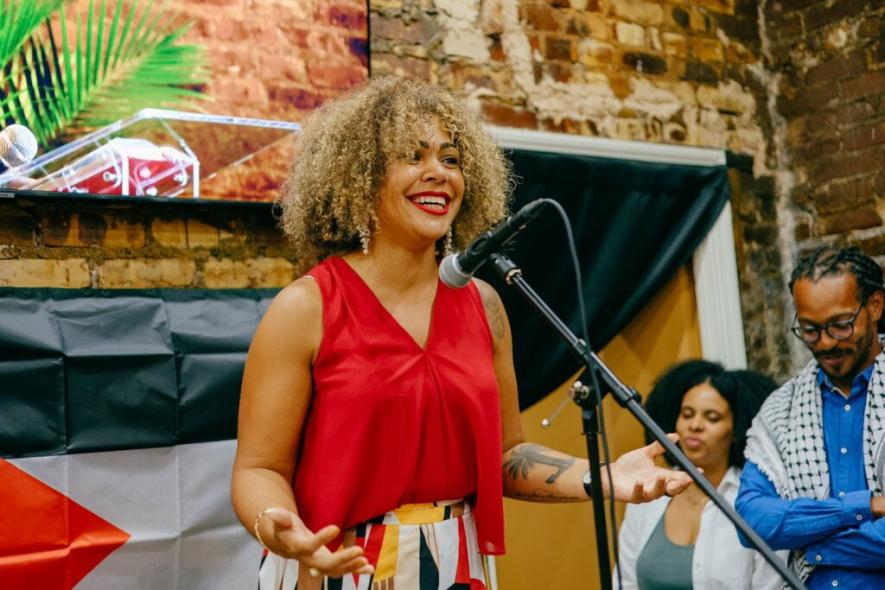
358, 226, 370, 255
443, 227, 454, 257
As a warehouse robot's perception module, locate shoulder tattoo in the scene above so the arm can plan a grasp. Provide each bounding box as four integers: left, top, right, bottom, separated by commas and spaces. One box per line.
480, 285, 506, 339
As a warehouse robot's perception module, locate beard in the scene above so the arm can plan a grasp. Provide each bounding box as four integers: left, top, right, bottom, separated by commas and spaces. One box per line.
814, 324, 875, 381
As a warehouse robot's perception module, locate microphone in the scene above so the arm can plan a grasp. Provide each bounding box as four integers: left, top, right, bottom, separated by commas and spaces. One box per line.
0, 124, 38, 168
439, 199, 546, 288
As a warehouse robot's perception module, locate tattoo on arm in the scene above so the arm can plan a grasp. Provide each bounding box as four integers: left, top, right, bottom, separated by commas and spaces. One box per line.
511, 489, 583, 502
481, 288, 506, 339
504, 443, 576, 484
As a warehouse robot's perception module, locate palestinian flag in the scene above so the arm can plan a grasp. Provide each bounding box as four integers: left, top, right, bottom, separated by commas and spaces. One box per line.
0, 288, 277, 589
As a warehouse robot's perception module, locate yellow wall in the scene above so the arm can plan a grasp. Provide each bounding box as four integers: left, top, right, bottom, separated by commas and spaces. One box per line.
496, 265, 702, 589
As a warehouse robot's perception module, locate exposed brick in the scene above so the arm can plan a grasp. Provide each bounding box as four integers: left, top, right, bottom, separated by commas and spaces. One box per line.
671, 7, 689, 27
371, 14, 431, 44
0, 258, 90, 287
612, 0, 664, 26
151, 218, 188, 248
812, 146, 884, 184
370, 53, 431, 79
307, 62, 366, 90
688, 9, 712, 33
41, 213, 107, 248
98, 259, 196, 288
843, 120, 885, 151
480, 102, 538, 129
726, 41, 754, 64
544, 36, 575, 61
858, 16, 881, 41
203, 257, 294, 288
267, 85, 324, 109
623, 52, 667, 74
695, 0, 736, 15
579, 39, 615, 66
0, 214, 36, 247
326, 4, 367, 30
805, 51, 868, 85
842, 71, 885, 101
850, 229, 885, 256
248, 257, 296, 287
805, 0, 867, 31
662, 32, 687, 57
691, 38, 724, 62
102, 216, 146, 249
567, 13, 610, 39
616, 21, 646, 47
813, 181, 874, 216
489, 35, 506, 61
683, 61, 719, 84
818, 206, 882, 235
187, 219, 220, 249
523, 4, 563, 32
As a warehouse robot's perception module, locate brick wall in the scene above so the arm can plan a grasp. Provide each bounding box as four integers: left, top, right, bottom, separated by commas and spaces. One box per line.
759, 0, 884, 372
0, 196, 295, 288
0, 0, 367, 290
372, 0, 767, 157
370, 0, 883, 378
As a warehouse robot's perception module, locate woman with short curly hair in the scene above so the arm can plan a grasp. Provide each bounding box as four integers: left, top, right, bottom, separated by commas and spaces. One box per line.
279, 76, 511, 275
232, 76, 692, 590
615, 361, 785, 589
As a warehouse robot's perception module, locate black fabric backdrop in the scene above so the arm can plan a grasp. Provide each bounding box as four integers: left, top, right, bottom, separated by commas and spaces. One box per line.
476, 149, 730, 409
0, 150, 729, 457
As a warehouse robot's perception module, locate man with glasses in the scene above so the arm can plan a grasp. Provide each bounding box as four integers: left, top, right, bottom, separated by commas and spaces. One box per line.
735, 245, 885, 589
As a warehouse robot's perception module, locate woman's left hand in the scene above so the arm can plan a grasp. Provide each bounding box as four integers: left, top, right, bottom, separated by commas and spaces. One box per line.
603, 434, 693, 502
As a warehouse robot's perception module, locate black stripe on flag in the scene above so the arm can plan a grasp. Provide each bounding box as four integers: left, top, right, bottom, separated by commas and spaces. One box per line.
0, 288, 277, 458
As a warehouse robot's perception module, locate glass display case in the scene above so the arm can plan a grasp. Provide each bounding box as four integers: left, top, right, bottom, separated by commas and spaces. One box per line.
0, 109, 300, 201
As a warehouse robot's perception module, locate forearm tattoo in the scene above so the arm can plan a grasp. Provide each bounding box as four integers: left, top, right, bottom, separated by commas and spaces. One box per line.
504, 443, 576, 484
510, 490, 583, 502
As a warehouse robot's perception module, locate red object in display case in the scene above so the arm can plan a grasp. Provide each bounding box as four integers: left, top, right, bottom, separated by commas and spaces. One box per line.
0, 109, 301, 200
40, 138, 196, 197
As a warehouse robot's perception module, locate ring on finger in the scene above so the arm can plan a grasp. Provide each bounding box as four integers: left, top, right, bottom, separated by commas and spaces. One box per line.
308, 567, 320, 578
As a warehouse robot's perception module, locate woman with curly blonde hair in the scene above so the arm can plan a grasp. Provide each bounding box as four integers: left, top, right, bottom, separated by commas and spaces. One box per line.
231, 76, 691, 590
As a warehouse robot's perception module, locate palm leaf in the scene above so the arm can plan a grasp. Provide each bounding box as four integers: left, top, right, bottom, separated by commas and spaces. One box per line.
0, 0, 64, 66
1, 0, 206, 144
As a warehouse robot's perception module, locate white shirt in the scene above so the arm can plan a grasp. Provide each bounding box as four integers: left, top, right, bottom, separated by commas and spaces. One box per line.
613, 467, 787, 590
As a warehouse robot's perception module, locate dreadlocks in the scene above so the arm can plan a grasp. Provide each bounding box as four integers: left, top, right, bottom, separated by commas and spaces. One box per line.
790, 246, 885, 302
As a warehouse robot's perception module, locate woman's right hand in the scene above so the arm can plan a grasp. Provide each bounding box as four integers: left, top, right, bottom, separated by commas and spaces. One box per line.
258, 509, 375, 578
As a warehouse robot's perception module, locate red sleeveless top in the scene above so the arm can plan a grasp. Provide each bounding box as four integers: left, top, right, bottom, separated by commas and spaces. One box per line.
293, 256, 505, 555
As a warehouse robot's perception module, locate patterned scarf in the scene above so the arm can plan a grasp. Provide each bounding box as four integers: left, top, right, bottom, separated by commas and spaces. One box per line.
744, 345, 885, 582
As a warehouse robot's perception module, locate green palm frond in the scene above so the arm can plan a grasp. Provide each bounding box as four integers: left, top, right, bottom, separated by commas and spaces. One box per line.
1, 0, 207, 145
0, 0, 65, 66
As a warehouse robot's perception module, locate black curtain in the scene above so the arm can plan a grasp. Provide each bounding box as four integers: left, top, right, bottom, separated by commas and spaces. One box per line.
476, 149, 730, 409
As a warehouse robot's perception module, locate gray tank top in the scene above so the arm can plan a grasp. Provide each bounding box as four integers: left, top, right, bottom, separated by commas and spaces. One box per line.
634, 511, 694, 590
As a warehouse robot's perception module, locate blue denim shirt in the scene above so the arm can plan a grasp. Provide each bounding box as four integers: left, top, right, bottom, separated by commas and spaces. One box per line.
736, 365, 885, 589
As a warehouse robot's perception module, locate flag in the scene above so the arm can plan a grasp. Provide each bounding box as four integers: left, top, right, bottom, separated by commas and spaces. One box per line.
0, 289, 277, 589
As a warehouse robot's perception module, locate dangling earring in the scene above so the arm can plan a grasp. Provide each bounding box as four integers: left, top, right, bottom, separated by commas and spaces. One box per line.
358, 226, 370, 255
443, 227, 454, 257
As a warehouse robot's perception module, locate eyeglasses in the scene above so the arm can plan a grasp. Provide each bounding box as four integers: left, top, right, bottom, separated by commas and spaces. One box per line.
790, 305, 864, 344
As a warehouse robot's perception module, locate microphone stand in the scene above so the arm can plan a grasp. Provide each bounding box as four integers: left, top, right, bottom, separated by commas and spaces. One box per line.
488, 253, 806, 590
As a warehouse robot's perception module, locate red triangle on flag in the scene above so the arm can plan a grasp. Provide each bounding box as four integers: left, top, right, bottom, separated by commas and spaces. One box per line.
0, 459, 130, 589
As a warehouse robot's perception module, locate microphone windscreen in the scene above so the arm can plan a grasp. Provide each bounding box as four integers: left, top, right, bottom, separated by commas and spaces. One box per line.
0, 124, 38, 167
439, 253, 471, 288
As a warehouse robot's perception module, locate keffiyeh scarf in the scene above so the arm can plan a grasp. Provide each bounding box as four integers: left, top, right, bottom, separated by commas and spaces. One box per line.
744, 346, 885, 582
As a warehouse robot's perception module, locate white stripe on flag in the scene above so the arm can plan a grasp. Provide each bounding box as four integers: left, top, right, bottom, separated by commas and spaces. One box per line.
12, 440, 260, 589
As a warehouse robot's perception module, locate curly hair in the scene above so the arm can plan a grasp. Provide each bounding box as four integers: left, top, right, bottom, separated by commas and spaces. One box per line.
644, 360, 777, 468
279, 76, 512, 274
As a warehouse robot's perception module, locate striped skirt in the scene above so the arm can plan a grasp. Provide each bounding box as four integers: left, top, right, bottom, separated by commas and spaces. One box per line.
258, 500, 490, 590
